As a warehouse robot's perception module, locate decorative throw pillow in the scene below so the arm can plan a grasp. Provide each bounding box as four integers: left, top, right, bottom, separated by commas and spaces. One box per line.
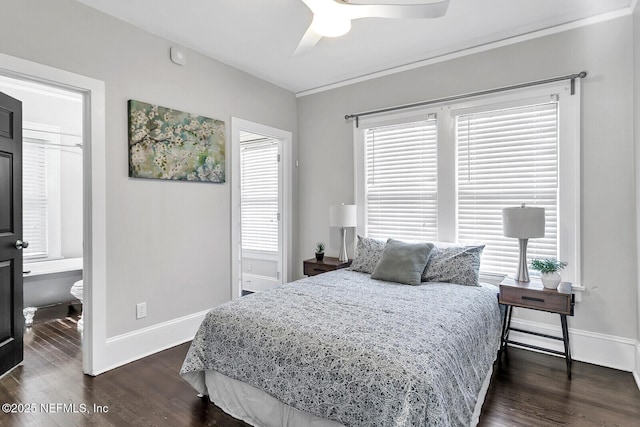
348, 235, 386, 274
371, 239, 434, 285
422, 245, 485, 286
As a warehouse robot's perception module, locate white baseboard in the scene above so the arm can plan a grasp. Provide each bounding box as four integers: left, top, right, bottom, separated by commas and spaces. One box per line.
94, 309, 210, 375
508, 318, 637, 372
85, 309, 640, 393
634, 341, 640, 391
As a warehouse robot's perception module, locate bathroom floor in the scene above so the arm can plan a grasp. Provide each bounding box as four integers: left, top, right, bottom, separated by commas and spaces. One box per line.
26, 302, 82, 326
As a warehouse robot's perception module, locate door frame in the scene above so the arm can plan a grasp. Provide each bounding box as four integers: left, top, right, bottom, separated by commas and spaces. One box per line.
0, 53, 107, 376
231, 118, 292, 299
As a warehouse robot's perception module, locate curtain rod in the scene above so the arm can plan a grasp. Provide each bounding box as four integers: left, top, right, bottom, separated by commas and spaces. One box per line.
24, 138, 83, 150
345, 71, 587, 127
23, 127, 82, 139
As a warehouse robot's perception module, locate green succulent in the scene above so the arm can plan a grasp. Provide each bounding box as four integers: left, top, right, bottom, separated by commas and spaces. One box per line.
530, 258, 567, 274
315, 242, 325, 253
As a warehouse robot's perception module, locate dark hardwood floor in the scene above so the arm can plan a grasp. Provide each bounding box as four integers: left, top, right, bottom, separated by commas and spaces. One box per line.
480, 348, 640, 426
1, 316, 638, 426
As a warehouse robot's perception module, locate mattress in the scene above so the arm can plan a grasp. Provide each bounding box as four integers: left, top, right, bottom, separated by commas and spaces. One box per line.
181, 269, 502, 426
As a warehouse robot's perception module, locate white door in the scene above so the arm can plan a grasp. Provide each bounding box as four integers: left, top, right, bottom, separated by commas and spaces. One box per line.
231, 119, 291, 297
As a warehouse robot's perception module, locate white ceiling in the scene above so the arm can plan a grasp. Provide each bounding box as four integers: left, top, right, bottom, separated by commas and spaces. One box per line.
75, 0, 633, 95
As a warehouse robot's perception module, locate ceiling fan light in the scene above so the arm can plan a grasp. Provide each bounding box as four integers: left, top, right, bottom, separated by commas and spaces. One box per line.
311, 14, 351, 38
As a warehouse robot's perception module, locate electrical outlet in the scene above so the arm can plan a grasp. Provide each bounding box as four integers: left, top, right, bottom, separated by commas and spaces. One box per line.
136, 302, 147, 319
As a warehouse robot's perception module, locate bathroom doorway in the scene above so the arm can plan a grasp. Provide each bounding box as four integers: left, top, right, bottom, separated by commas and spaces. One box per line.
0, 75, 85, 362
231, 118, 292, 299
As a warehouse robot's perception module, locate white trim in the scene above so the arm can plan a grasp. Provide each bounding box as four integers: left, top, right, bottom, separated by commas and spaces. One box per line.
557, 79, 582, 288
508, 317, 637, 372
231, 118, 293, 300
0, 52, 108, 376
296, 7, 633, 97
95, 310, 210, 375
634, 341, 640, 391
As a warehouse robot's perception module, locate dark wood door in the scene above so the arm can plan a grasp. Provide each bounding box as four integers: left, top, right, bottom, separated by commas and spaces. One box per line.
0, 91, 23, 376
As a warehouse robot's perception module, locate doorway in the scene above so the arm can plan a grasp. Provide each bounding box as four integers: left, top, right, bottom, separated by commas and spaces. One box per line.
0, 52, 107, 376
231, 119, 292, 299
0, 74, 84, 363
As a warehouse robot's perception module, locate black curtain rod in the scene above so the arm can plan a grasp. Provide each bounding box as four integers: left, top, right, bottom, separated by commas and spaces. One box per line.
345, 71, 587, 127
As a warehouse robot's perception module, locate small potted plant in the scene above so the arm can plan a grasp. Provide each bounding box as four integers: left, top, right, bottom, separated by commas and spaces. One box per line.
315, 242, 325, 261
530, 258, 567, 289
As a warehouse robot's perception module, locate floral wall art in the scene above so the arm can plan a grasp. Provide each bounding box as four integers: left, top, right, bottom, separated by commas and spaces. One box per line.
128, 100, 226, 182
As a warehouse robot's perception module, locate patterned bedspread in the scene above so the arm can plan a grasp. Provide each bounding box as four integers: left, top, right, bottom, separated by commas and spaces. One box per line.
180, 270, 502, 427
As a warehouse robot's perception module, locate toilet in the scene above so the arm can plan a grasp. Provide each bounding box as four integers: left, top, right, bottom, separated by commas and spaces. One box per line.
70, 280, 83, 334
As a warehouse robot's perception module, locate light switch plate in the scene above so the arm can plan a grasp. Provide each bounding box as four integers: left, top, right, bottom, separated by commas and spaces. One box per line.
136, 302, 147, 319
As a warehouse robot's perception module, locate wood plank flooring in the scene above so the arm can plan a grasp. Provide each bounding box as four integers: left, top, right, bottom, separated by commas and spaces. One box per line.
1, 316, 638, 426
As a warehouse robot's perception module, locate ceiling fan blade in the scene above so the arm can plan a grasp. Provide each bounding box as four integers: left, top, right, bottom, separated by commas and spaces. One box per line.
345, 0, 450, 20
293, 25, 323, 56
300, 0, 331, 14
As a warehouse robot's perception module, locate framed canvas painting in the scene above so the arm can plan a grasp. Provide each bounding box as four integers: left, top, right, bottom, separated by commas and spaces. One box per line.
128, 100, 225, 183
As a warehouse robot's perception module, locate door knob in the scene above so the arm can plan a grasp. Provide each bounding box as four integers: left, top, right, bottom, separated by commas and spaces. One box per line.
15, 240, 29, 250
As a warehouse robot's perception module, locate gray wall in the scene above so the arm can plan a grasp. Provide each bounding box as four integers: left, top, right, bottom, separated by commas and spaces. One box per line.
297, 16, 637, 340
0, 0, 297, 337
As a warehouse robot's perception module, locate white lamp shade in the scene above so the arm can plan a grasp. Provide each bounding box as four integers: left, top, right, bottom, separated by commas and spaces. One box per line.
330, 204, 357, 228
502, 206, 545, 238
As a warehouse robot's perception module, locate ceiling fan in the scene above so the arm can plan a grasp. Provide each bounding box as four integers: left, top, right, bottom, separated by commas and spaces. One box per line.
294, 0, 451, 55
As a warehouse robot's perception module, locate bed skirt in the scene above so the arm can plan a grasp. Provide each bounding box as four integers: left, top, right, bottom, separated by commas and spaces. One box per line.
188, 360, 495, 427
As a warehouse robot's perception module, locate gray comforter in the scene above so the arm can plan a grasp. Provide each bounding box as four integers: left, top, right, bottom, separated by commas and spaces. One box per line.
180, 270, 502, 426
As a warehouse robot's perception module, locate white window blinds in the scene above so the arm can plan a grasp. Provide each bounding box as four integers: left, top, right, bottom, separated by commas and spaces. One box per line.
365, 118, 438, 242
22, 138, 48, 260
240, 139, 279, 252
456, 102, 559, 275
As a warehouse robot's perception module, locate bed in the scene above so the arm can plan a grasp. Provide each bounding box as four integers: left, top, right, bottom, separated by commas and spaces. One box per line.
181, 239, 502, 427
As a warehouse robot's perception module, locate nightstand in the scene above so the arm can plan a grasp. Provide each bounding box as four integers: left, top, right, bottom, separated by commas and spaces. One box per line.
303, 257, 352, 276
498, 277, 575, 379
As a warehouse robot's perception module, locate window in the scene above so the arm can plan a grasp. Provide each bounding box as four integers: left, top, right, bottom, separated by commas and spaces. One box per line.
365, 118, 438, 242
22, 123, 62, 261
455, 102, 559, 275
240, 137, 279, 253
22, 137, 48, 259
355, 83, 580, 283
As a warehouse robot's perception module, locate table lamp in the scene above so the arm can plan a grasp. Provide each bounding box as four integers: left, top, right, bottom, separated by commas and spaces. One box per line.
502, 203, 545, 282
330, 204, 357, 263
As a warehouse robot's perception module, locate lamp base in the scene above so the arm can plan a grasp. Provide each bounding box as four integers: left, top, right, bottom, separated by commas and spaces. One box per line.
338, 227, 349, 263
514, 238, 530, 282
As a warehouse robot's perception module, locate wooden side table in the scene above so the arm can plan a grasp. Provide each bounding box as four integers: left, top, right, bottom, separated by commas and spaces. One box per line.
498, 277, 575, 379
303, 257, 352, 276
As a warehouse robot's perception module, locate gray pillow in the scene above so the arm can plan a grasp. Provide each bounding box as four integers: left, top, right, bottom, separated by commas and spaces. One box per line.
371, 239, 435, 285
348, 235, 386, 274
421, 245, 484, 286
